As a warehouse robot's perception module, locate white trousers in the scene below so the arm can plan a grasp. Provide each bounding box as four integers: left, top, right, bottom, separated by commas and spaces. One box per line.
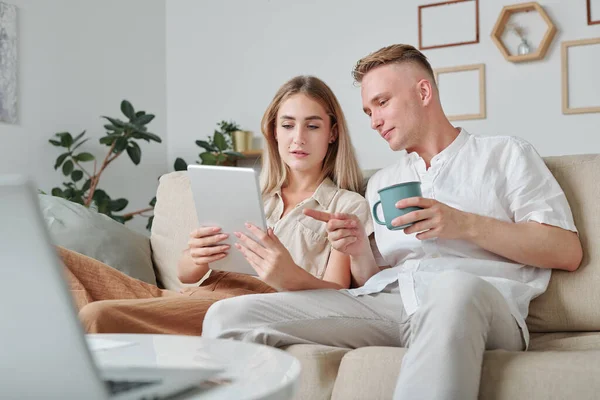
203, 270, 525, 400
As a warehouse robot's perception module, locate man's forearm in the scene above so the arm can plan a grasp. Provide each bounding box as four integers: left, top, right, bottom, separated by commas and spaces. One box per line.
464, 213, 582, 271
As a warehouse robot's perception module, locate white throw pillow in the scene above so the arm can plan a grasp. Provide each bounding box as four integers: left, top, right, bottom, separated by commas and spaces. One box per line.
38, 194, 157, 285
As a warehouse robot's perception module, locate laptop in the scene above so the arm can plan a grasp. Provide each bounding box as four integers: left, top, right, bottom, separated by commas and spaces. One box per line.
0, 175, 222, 400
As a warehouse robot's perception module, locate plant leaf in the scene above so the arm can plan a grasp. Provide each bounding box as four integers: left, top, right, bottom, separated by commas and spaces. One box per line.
71, 170, 83, 182
95, 198, 110, 214
59, 132, 74, 148
173, 158, 187, 171
51, 188, 64, 198
214, 132, 227, 151
101, 116, 126, 128
74, 152, 95, 162
135, 111, 146, 117
149, 196, 157, 207
223, 151, 245, 158
126, 142, 141, 165
121, 100, 135, 120
71, 138, 90, 152
200, 152, 217, 165
71, 194, 85, 205
137, 131, 161, 143
215, 153, 228, 165
62, 160, 74, 176
82, 179, 92, 192
195, 140, 217, 152
99, 135, 118, 145
134, 114, 155, 126
93, 189, 109, 202
109, 198, 128, 212
72, 130, 86, 144
49, 139, 63, 147
146, 215, 154, 231
54, 153, 70, 170
63, 188, 75, 199
114, 137, 129, 153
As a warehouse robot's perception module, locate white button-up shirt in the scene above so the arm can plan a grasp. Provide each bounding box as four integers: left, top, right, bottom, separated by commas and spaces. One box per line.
348, 129, 577, 347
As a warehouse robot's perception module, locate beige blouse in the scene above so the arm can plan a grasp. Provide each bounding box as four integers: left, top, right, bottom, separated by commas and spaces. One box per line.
263, 178, 374, 279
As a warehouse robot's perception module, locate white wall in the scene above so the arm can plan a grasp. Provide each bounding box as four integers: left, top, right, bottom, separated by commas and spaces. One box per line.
0, 0, 167, 234
166, 0, 600, 171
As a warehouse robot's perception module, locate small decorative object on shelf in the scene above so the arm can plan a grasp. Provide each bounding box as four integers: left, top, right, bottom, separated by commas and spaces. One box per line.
491, 2, 556, 63
507, 22, 531, 55
233, 130, 254, 152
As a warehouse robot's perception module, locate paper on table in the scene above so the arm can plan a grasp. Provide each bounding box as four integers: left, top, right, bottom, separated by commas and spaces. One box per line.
86, 336, 136, 352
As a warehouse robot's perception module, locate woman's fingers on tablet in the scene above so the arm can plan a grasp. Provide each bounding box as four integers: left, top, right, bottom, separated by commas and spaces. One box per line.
234, 232, 267, 258
235, 243, 264, 272
193, 253, 227, 265
191, 245, 230, 257
244, 223, 271, 244
188, 234, 229, 248
190, 226, 221, 238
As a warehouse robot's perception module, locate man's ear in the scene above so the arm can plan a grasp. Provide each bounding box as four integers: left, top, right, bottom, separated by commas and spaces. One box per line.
418, 79, 434, 105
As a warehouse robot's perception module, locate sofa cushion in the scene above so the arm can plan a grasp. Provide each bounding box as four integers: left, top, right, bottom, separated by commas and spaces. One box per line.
150, 171, 206, 290
529, 331, 600, 351
38, 194, 156, 285
527, 154, 600, 332
331, 345, 600, 400
284, 344, 350, 400
331, 346, 404, 400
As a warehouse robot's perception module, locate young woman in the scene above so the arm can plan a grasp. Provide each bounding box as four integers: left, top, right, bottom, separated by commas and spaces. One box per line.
63, 75, 373, 335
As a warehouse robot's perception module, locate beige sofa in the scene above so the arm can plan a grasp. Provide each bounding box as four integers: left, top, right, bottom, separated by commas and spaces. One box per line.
149, 154, 600, 400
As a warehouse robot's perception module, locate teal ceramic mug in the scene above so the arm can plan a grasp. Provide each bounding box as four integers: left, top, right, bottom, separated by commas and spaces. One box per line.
372, 181, 422, 230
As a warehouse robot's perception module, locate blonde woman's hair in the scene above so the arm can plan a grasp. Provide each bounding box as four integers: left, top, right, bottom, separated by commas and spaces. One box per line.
260, 76, 363, 196
352, 44, 436, 85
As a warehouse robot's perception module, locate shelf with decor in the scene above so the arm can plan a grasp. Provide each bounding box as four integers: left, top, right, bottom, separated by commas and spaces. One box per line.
490, 2, 556, 63
240, 150, 263, 158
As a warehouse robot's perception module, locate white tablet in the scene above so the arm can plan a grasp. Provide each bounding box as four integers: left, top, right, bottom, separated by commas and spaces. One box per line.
187, 164, 267, 276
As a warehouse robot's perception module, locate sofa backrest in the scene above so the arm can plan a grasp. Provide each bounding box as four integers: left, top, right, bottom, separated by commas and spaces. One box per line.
150, 154, 600, 332
150, 171, 201, 291
526, 154, 600, 332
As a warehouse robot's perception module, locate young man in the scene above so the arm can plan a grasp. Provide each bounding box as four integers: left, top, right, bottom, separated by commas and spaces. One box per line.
202, 44, 583, 399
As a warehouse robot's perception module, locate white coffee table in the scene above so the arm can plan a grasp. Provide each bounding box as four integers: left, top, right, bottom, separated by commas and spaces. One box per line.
88, 334, 301, 400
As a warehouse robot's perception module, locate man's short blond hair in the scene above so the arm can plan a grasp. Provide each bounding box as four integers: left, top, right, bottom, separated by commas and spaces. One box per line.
352, 44, 436, 84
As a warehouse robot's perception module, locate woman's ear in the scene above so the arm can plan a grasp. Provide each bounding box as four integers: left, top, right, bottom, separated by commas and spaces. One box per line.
329, 124, 338, 144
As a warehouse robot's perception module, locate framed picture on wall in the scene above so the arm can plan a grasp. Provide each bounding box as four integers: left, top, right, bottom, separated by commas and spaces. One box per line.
588, 0, 600, 25
562, 38, 600, 115
434, 63, 486, 121
418, 0, 480, 50
0, 1, 18, 124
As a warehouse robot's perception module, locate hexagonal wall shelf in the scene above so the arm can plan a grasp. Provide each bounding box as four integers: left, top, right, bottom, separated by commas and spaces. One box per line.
491, 2, 557, 63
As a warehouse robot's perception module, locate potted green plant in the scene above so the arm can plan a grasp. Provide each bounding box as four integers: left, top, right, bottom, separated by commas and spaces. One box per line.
174, 120, 245, 170
48, 100, 161, 230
